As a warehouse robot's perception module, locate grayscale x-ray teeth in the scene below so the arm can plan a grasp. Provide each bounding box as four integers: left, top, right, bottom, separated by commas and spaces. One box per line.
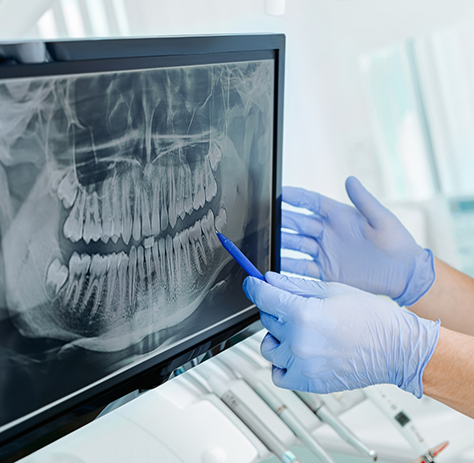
0, 59, 274, 427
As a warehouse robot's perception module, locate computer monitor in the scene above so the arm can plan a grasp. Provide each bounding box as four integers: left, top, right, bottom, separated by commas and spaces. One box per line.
0, 35, 284, 461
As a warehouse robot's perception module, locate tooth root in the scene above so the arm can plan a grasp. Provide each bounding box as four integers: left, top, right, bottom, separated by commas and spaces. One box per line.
122, 175, 132, 245
137, 245, 146, 294
196, 221, 207, 264
46, 258, 68, 295
209, 141, 222, 171
132, 186, 142, 242
180, 229, 192, 277
83, 254, 108, 321
65, 253, 91, 309
141, 189, 152, 237
176, 165, 185, 220
160, 181, 169, 231
83, 191, 102, 244
204, 156, 218, 203
168, 164, 177, 229
111, 175, 123, 244
189, 222, 205, 274
57, 169, 78, 209
101, 178, 113, 244
152, 240, 160, 282
128, 246, 137, 308
145, 246, 153, 302
158, 238, 166, 287
165, 235, 174, 288
151, 182, 161, 235
183, 163, 193, 215
117, 252, 129, 312
105, 253, 119, 310
193, 166, 206, 210
173, 234, 182, 286
63, 189, 86, 243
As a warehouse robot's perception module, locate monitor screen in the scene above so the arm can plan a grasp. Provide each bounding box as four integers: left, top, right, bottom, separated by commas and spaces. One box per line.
0, 35, 284, 459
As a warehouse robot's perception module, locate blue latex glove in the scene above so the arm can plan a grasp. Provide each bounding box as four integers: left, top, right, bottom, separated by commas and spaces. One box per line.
282, 177, 435, 307
243, 272, 440, 397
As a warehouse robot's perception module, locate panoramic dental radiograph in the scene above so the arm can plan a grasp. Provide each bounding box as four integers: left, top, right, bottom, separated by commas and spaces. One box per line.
0, 59, 274, 427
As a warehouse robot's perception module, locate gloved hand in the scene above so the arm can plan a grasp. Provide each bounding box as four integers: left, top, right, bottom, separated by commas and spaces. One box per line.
281, 177, 435, 306
243, 272, 440, 397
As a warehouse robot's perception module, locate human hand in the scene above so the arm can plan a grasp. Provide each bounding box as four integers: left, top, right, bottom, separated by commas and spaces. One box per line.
281, 177, 435, 306
243, 272, 440, 397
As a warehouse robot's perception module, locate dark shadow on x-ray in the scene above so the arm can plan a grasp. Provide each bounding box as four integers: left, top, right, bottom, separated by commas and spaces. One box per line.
0, 60, 274, 427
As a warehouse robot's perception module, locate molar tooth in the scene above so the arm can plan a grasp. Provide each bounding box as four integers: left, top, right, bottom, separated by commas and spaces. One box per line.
63, 189, 86, 243
83, 254, 108, 321
193, 165, 206, 210
141, 189, 152, 237
121, 175, 132, 245
132, 186, 142, 242
168, 164, 177, 229
204, 156, 217, 203
208, 141, 222, 171
65, 253, 91, 308
128, 245, 137, 308
196, 221, 207, 264
83, 191, 102, 244
57, 169, 78, 209
183, 163, 193, 215
202, 209, 218, 250
215, 207, 228, 234
46, 258, 68, 295
176, 164, 185, 220
151, 181, 161, 235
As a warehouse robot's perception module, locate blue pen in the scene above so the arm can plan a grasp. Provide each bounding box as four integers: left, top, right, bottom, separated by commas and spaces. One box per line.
216, 231, 265, 281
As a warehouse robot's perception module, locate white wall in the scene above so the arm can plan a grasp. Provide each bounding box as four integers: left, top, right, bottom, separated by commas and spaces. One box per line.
3, 0, 474, 202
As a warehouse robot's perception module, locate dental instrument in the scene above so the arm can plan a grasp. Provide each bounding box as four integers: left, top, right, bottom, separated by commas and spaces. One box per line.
192, 363, 301, 463
363, 386, 428, 455
216, 231, 265, 280
294, 391, 377, 461
233, 342, 377, 461
216, 353, 336, 463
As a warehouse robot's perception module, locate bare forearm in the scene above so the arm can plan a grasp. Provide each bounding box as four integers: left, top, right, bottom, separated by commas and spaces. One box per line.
410, 258, 474, 336
422, 327, 474, 418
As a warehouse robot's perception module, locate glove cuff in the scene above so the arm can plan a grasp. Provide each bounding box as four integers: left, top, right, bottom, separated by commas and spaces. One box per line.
393, 248, 435, 307
399, 317, 441, 399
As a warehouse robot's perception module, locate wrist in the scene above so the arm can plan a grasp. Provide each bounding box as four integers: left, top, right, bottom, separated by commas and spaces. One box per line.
393, 248, 436, 307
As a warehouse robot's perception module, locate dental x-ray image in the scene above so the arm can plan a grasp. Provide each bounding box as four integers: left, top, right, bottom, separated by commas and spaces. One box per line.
0, 59, 274, 429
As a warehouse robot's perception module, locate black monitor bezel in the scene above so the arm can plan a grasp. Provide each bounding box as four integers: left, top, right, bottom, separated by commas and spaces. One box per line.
0, 34, 284, 462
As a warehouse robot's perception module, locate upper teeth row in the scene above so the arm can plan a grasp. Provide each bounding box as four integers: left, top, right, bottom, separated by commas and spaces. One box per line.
60, 148, 221, 245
